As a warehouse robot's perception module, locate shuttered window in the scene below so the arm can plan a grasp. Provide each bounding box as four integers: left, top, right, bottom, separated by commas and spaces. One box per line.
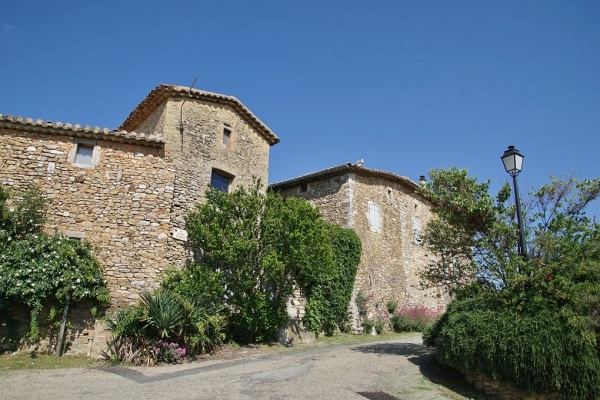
368, 201, 381, 232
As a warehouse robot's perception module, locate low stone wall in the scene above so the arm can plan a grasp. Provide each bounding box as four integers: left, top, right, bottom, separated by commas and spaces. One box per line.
464, 371, 561, 400
5, 301, 99, 356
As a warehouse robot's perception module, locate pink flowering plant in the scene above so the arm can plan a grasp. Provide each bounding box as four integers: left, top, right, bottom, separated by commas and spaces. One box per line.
390, 305, 439, 332
155, 340, 186, 364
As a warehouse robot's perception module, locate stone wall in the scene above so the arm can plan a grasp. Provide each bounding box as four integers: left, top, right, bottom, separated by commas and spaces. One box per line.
128, 98, 272, 230
7, 302, 98, 356
464, 371, 561, 400
0, 128, 179, 307
0, 88, 277, 355
1, 95, 273, 310
349, 173, 446, 312
277, 169, 449, 330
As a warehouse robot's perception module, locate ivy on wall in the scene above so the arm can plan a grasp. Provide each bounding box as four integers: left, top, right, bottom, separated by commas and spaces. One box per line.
303, 225, 362, 336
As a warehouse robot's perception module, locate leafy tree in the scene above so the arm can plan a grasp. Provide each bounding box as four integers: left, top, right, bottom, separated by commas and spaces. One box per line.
420, 168, 600, 399
185, 182, 336, 343
417, 167, 521, 291
419, 168, 600, 304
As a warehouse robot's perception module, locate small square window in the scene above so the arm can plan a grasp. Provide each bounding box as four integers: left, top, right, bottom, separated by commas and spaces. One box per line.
75, 144, 94, 166
299, 183, 308, 193
211, 170, 232, 192
223, 127, 231, 147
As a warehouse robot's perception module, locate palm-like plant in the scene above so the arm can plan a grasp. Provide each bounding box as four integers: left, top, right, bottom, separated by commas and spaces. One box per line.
140, 290, 185, 339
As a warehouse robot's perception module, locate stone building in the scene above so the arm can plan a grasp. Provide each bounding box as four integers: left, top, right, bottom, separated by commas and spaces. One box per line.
271, 162, 449, 330
0, 84, 279, 309
1, 83, 445, 351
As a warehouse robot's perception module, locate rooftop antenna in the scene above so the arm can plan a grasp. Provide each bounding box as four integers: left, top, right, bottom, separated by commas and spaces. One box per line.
179, 77, 198, 137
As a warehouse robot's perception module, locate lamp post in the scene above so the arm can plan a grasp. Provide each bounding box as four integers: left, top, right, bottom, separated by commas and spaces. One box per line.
501, 146, 527, 260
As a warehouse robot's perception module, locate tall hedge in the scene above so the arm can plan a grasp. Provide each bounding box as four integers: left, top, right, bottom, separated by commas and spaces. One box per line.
424, 295, 600, 400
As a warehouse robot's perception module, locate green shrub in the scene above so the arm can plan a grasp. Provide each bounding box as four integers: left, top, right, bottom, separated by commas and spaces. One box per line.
106, 289, 226, 364
425, 295, 600, 400
373, 318, 385, 334
362, 318, 374, 334
390, 314, 409, 332
355, 291, 369, 318
140, 290, 184, 339
105, 306, 154, 365
391, 305, 438, 333
186, 184, 339, 343
0, 184, 110, 345
386, 300, 398, 314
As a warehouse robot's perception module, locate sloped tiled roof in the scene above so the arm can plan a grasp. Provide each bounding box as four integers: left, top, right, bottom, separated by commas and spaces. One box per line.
119, 85, 280, 146
270, 162, 421, 192
0, 114, 164, 147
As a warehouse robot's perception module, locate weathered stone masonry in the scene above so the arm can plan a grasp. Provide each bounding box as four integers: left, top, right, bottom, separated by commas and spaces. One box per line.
1, 84, 445, 352
0, 85, 279, 310
271, 163, 449, 330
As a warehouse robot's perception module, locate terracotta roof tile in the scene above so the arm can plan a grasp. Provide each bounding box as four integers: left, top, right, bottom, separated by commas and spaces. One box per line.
119, 85, 279, 146
0, 114, 164, 147
270, 163, 420, 192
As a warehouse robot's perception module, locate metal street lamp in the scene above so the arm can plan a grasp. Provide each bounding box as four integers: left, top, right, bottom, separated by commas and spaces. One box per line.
501, 146, 527, 259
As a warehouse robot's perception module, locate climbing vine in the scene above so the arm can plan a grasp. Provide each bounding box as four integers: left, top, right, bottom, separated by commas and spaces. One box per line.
303, 225, 362, 336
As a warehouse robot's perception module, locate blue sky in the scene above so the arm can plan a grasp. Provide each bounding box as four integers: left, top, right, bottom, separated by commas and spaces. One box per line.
1, 1, 599, 217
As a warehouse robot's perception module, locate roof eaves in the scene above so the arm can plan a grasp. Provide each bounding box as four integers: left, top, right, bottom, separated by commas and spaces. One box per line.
270, 163, 420, 192
119, 85, 280, 146
0, 114, 164, 148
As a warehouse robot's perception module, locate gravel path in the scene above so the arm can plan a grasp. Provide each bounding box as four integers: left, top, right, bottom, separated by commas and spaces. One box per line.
0, 334, 482, 400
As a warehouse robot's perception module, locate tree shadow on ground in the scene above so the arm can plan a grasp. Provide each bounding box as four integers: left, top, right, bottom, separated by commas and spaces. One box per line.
352, 342, 486, 400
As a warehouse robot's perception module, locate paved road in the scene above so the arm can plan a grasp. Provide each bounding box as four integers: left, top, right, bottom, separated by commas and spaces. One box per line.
0, 335, 480, 400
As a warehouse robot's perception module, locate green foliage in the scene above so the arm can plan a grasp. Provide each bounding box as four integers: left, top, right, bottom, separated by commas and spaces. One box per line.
303, 225, 362, 336
0, 184, 110, 343
355, 291, 369, 317
391, 305, 439, 333
139, 290, 184, 339
0, 184, 49, 239
184, 182, 356, 343
361, 318, 374, 334
104, 306, 152, 364
161, 264, 224, 309
418, 167, 520, 290
386, 300, 398, 314
105, 289, 226, 364
373, 318, 385, 334
420, 169, 600, 398
424, 295, 600, 400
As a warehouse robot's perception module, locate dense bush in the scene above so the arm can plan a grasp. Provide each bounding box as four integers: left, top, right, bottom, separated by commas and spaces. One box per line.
391, 305, 438, 333
420, 170, 600, 399
424, 295, 600, 400
182, 183, 361, 342
106, 289, 225, 364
